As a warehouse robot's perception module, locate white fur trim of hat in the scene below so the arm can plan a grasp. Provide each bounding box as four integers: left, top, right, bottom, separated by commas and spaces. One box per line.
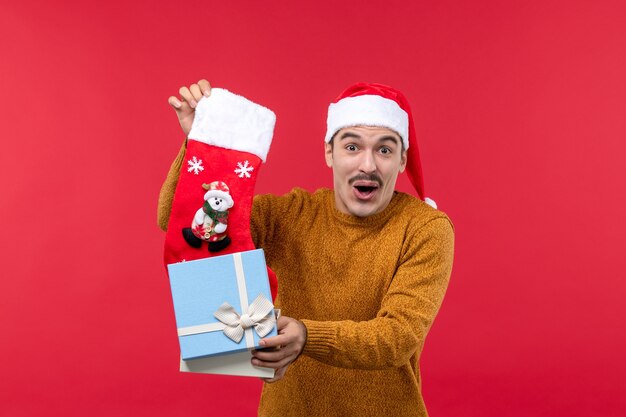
188, 88, 276, 162
325, 95, 409, 149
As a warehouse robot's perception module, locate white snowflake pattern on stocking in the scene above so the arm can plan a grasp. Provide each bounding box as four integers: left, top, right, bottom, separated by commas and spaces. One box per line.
187, 156, 204, 175
234, 160, 254, 178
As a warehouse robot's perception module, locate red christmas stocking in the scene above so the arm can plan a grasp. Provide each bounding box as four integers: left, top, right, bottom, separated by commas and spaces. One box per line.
163, 88, 278, 298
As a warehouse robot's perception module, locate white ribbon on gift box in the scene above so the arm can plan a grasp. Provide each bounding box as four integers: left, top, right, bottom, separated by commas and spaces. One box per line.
176, 252, 275, 348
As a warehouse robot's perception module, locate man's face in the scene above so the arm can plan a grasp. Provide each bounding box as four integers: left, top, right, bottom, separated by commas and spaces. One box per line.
325, 126, 407, 218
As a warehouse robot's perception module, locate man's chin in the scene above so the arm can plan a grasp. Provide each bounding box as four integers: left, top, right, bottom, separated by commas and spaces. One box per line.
335, 190, 387, 217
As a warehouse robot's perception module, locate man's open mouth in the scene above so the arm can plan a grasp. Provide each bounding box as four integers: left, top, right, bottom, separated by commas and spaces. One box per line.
352, 181, 380, 200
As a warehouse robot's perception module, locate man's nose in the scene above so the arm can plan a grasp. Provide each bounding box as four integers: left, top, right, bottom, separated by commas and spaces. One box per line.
358, 151, 377, 173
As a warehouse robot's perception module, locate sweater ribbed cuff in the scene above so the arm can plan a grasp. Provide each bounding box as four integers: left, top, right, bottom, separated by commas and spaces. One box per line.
300, 319, 337, 359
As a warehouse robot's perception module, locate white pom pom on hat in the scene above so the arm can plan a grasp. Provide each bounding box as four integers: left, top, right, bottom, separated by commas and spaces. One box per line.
326, 83, 437, 208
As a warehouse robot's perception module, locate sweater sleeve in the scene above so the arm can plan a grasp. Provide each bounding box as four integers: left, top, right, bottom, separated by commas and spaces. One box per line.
156, 139, 187, 231
250, 193, 274, 250
250, 188, 307, 252
300, 216, 454, 370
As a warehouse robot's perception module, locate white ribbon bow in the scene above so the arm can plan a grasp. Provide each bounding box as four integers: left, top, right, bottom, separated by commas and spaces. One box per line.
213, 294, 275, 343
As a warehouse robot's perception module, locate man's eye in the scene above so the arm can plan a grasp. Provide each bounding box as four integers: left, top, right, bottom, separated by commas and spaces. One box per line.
380, 147, 391, 154
346, 144, 357, 151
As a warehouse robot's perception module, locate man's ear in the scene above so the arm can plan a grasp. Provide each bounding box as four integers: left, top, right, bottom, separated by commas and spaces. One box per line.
398, 150, 408, 173
324, 142, 333, 168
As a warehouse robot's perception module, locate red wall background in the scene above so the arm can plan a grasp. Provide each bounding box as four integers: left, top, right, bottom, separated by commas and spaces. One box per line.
1, 1, 625, 416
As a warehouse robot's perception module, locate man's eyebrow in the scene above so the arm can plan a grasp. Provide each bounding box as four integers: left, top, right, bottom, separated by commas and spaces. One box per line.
338, 132, 362, 140
337, 131, 400, 145
379, 135, 400, 145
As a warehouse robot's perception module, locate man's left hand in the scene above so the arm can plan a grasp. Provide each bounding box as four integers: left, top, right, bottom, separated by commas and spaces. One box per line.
252, 316, 307, 383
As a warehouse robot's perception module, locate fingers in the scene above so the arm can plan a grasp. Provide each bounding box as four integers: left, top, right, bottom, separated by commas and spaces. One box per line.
259, 333, 289, 348
168, 79, 211, 136
189, 83, 205, 101
169, 79, 211, 110
252, 341, 301, 369
180, 80, 210, 109
168, 96, 183, 110
168, 94, 193, 123
276, 316, 289, 331
179, 86, 198, 109
253, 346, 295, 363
259, 318, 295, 347
252, 317, 307, 376
252, 354, 293, 370
198, 79, 211, 96
261, 365, 288, 384
259, 318, 307, 349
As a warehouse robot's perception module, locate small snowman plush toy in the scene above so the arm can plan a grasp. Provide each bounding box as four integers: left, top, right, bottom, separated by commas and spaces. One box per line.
182, 181, 234, 252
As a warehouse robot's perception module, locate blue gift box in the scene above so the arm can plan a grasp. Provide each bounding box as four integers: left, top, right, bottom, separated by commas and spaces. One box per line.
167, 249, 277, 360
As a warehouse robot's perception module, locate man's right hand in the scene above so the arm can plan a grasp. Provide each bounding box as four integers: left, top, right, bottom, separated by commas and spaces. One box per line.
168, 79, 212, 136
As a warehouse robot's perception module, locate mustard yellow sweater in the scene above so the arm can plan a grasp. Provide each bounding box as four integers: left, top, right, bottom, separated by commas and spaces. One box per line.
158, 142, 454, 417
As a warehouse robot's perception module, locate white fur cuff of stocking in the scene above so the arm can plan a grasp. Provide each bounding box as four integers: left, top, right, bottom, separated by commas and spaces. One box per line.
188, 88, 276, 162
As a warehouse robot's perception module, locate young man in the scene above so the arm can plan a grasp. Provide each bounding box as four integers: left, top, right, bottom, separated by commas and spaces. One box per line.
158, 80, 454, 416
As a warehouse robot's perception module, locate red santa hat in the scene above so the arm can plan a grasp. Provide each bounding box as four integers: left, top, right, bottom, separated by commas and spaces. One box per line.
325, 82, 437, 209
